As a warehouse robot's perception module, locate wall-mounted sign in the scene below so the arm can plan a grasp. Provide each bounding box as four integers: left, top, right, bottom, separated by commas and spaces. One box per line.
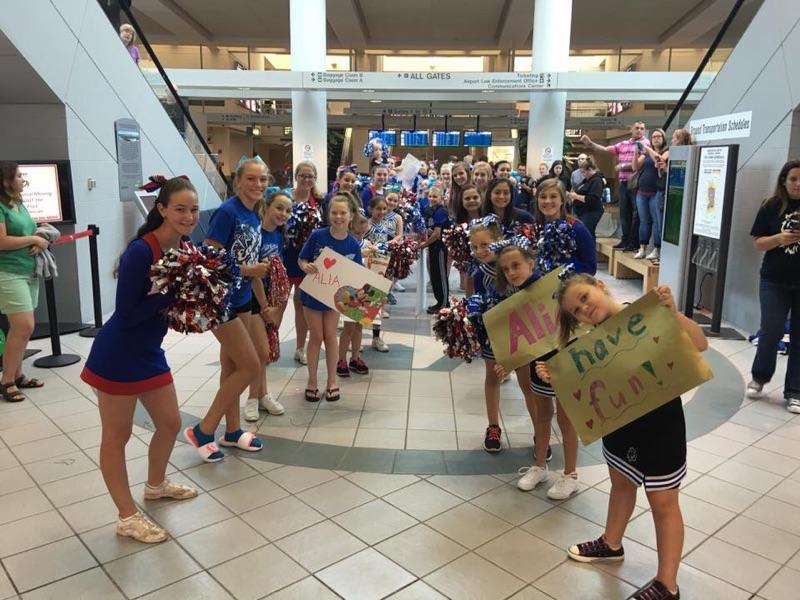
693, 146, 730, 240
114, 118, 142, 203
687, 111, 751, 142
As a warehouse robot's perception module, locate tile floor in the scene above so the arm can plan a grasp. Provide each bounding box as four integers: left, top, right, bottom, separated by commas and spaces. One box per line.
0, 264, 798, 599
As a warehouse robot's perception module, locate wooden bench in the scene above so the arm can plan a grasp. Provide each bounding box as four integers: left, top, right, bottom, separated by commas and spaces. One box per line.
595, 238, 620, 276
613, 252, 660, 292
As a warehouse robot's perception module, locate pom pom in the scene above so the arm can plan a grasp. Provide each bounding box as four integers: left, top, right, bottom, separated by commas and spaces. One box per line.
286, 201, 323, 249
150, 243, 240, 334
442, 223, 472, 271
536, 219, 577, 274
139, 174, 189, 193
385, 238, 420, 281
431, 297, 482, 362
263, 256, 289, 363
398, 193, 426, 234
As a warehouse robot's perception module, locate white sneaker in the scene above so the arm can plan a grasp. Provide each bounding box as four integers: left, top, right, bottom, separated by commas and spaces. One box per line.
746, 380, 764, 399
633, 248, 646, 259
372, 337, 389, 352
517, 465, 548, 491
787, 398, 800, 414
394, 282, 405, 292
294, 348, 307, 365
144, 479, 198, 501
116, 512, 167, 544
646, 247, 660, 260
260, 393, 285, 415
381, 308, 390, 319
547, 472, 579, 500
244, 398, 259, 422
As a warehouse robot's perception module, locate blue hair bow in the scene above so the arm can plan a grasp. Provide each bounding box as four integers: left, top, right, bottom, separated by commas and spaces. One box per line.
557, 264, 575, 281
488, 235, 533, 253
468, 214, 500, 229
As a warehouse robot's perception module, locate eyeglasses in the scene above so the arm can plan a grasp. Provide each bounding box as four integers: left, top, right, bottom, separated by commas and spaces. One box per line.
298, 174, 316, 180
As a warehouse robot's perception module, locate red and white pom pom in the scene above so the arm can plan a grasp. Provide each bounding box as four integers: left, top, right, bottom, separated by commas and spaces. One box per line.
263, 256, 289, 363
150, 244, 239, 334
431, 297, 482, 363
385, 238, 420, 281
442, 223, 471, 271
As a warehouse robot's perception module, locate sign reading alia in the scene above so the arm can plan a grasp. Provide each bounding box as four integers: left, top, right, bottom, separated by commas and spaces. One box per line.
547, 290, 713, 445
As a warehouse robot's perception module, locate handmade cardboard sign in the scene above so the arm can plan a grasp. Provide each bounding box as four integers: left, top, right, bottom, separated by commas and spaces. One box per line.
300, 247, 391, 325
368, 252, 390, 278
547, 290, 713, 445
484, 269, 567, 370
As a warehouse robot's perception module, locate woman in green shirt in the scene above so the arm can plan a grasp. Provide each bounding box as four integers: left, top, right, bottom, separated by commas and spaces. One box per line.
0, 162, 48, 402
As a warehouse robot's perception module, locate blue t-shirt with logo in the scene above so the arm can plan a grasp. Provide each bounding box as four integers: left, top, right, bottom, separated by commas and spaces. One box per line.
206, 196, 260, 308
298, 227, 363, 312
259, 226, 285, 288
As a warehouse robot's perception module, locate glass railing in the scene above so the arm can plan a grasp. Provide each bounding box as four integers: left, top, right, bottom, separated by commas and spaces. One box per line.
98, 2, 230, 200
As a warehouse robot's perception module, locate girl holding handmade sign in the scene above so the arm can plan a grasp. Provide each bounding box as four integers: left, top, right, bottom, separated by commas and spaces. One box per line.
298, 195, 363, 402
539, 276, 706, 600
81, 177, 200, 543
337, 215, 372, 377
184, 159, 269, 461
515, 177, 597, 499
244, 191, 293, 421
286, 161, 324, 366
365, 195, 393, 349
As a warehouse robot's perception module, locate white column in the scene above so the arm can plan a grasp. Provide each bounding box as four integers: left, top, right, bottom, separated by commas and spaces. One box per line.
526, 0, 572, 171
290, 0, 328, 186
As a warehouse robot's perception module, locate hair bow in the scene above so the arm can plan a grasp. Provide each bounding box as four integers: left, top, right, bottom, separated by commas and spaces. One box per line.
139, 174, 190, 193
337, 164, 358, 176
468, 214, 499, 229
488, 235, 532, 253
557, 264, 576, 281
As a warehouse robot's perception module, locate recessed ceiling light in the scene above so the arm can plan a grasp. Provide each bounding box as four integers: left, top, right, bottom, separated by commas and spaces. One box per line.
481, 89, 494, 93
363, 89, 375, 93
369, 99, 382, 103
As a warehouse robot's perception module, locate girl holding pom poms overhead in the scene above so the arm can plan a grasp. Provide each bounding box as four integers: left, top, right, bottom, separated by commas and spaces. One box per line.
184, 159, 270, 462
81, 177, 200, 544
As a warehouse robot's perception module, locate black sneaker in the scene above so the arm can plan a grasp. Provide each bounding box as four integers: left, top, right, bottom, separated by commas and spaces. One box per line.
533, 438, 553, 463
387, 293, 398, 305
629, 580, 679, 600
426, 305, 442, 315
567, 535, 624, 563
336, 360, 350, 377
483, 425, 502, 453
349, 357, 369, 375
612, 242, 626, 249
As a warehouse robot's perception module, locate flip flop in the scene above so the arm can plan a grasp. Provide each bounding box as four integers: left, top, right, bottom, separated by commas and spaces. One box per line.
218, 431, 263, 452
305, 388, 320, 402
324, 387, 340, 402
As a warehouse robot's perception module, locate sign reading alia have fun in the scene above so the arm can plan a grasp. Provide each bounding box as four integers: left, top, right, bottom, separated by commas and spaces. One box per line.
547, 291, 714, 445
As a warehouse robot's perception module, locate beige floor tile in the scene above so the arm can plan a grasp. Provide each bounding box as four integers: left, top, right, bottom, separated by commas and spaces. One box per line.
40, 468, 107, 507
364, 395, 409, 411
59, 493, 118, 533
210, 544, 307, 600
405, 429, 457, 450
476, 528, 564, 583
685, 446, 727, 473
275, 520, 365, 572
208, 474, 289, 514
594, 538, 660, 591
624, 510, 708, 555
345, 472, 419, 497
358, 410, 408, 430
79, 522, 151, 564
533, 561, 635, 600
296, 477, 375, 517
730, 445, 800, 476
333, 499, 418, 544
688, 432, 749, 458
472, 483, 554, 525
677, 493, 737, 534
147, 493, 233, 537
729, 408, 787, 433
685, 537, 780, 593
177, 517, 268, 568
317, 548, 416, 600
767, 478, 800, 508
375, 524, 467, 577
427, 474, 503, 500
0, 509, 73, 559
310, 409, 362, 429
241, 495, 325, 541
20, 568, 124, 600
140, 571, 233, 599
3, 537, 97, 593
303, 427, 356, 445
712, 421, 769, 444
507, 587, 557, 599
759, 566, 800, 600
745, 496, 800, 537
715, 515, 800, 563
266, 576, 339, 599
386, 580, 448, 599
0, 420, 61, 447
424, 552, 526, 600
426, 503, 512, 549
408, 396, 453, 414
682, 474, 761, 513
0, 465, 35, 497
521, 507, 604, 550
265, 465, 339, 493
384, 480, 462, 521
183, 457, 258, 491
755, 433, 800, 459
709, 459, 784, 493
407, 412, 456, 431
354, 427, 406, 449
674, 563, 751, 599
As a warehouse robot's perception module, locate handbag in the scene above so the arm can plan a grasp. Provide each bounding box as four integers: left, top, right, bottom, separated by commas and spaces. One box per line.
627, 168, 640, 192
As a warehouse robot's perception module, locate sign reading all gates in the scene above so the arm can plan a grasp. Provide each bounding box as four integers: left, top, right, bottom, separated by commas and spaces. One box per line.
547, 291, 713, 445
304, 71, 557, 91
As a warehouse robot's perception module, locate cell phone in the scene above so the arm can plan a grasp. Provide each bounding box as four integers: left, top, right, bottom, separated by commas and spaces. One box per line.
636, 141, 644, 151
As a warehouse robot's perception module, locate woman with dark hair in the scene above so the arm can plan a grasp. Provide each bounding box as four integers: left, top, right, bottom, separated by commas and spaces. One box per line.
0, 162, 48, 403
634, 128, 669, 260
81, 177, 200, 543
569, 157, 605, 240
549, 160, 572, 193
481, 178, 533, 231
747, 160, 800, 414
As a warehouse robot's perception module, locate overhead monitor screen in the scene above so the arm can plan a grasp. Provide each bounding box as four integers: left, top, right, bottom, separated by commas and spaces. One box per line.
368, 129, 398, 146
432, 131, 461, 147
463, 131, 492, 147
400, 130, 430, 147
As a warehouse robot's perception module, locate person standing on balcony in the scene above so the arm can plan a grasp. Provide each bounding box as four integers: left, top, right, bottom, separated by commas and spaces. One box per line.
119, 23, 140, 65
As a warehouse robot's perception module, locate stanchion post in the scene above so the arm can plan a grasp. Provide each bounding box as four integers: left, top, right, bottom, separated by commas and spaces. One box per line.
33, 278, 80, 368
79, 224, 103, 338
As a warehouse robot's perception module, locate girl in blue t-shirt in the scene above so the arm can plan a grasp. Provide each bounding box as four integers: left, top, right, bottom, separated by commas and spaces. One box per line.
245, 191, 292, 422
184, 159, 269, 462
298, 195, 363, 402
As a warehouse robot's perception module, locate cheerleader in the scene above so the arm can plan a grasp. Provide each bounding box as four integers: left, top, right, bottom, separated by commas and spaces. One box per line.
81, 178, 199, 543
481, 177, 534, 232
418, 184, 450, 313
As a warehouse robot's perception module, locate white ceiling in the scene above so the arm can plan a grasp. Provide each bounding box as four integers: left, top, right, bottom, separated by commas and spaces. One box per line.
132, 0, 763, 51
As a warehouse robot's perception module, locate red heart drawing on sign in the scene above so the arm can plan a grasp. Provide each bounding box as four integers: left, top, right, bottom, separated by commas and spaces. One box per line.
323, 257, 336, 269
667, 362, 674, 369
585, 419, 594, 429
653, 336, 660, 343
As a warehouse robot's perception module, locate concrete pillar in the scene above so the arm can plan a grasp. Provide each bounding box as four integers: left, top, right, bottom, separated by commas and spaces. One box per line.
290, 0, 328, 186
526, 0, 572, 170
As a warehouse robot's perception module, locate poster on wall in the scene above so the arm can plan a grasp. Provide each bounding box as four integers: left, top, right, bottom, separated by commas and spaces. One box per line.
19, 164, 62, 223
692, 146, 729, 240
115, 118, 142, 203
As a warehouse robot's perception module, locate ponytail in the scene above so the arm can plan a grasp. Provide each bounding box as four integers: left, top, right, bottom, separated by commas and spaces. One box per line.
136, 177, 196, 238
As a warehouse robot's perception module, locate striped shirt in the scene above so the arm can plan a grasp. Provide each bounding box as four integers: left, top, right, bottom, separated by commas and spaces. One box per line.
605, 137, 650, 182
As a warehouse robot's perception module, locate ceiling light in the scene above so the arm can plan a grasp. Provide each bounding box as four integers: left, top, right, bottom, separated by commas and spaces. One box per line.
252, 126, 261, 136
369, 99, 382, 103
481, 90, 494, 93
363, 89, 375, 93
477, 100, 489, 104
